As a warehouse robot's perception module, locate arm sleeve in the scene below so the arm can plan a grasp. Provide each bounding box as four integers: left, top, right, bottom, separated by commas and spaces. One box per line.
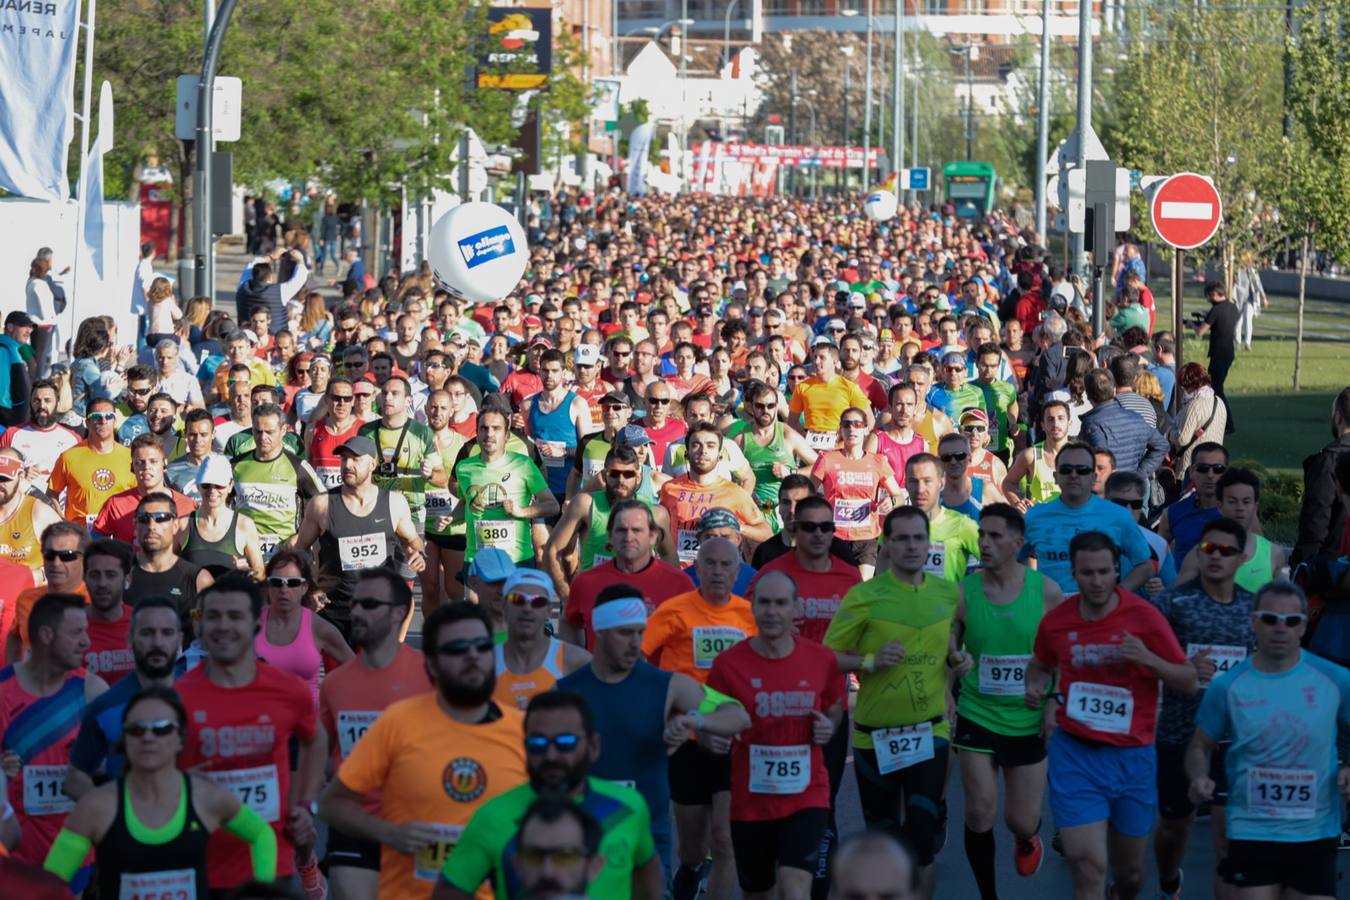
699, 683, 741, 713
42, 827, 92, 882
222, 804, 278, 882
279, 262, 309, 303
1139, 427, 1168, 477
442, 803, 497, 891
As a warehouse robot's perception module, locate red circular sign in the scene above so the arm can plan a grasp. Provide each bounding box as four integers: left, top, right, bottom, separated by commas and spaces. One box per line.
1149, 172, 1222, 249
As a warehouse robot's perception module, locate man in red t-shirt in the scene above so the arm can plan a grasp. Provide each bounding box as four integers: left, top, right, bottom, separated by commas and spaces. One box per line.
177, 574, 326, 894
82, 540, 134, 684
1025, 530, 1197, 900
91, 434, 195, 545
707, 570, 844, 900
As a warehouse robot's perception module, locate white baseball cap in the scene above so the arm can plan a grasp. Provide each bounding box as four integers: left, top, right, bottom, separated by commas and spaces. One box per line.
574, 344, 601, 367
196, 454, 233, 487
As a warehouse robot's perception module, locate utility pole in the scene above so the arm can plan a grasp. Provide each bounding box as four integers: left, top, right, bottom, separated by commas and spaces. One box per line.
910, 33, 918, 205
192, 0, 239, 301
842, 57, 851, 194
790, 68, 798, 196
893, 0, 904, 190
1071, 0, 1093, 278
862, 0, 873, 191
1034, 0, 1051, 238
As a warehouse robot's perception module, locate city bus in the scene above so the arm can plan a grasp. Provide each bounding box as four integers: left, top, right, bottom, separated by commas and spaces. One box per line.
943, 161, 998, 219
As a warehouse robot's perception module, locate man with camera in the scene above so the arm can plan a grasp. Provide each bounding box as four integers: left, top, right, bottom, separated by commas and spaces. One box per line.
1194, 281, 1239, 435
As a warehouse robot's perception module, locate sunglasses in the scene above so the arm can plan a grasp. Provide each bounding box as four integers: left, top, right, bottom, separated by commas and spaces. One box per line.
43, 549, 83, 562
507, 591, 550, 609
943, 366, 964, 373
425, 361, 447, 369
436, 638, 495, 657
961, 425, 987, 433
296, 368, 311, 375
795, 520, 836, 534
1110, 497, 1144, 510
1057, 464, 1093, 476
601, 403, 626, 411
331, 394, 354, 403
646, 397, 671, 405
841, 420, 866, 429
124, 719, 178, 739
136, 512, 176, 524
1194, 464, 1228, 475
267, 576, 306, 588
1254, 611, 1305, 627
89, 412, 116, 423
606, 469, 639, 480
1199, 541, 1243, 558
353, 597, 401, 611
752, 402, 777, 411
524, 733, 581, 754
940, 451, 969, 463
129, 387, 153, 396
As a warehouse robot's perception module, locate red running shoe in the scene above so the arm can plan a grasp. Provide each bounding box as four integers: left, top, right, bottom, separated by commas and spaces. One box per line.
1014, 834, 1044, 877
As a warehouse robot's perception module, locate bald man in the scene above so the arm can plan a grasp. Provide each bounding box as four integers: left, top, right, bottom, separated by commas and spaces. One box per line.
830, 831, 918, 900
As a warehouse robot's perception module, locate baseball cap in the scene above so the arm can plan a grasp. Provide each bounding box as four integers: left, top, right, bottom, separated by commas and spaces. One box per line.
502, 568, 555, 600
959, 408, 990, 426
0, 455, 22, 481
528, 335, 554, 349
336, 435, 378, 458
615, 424, 651, 448
524, 314, 542, 329
466, 547, 515, 583
4, 311, 34, 328
600, 390, 631, 407
811, 334, 836, 348
848, 292, 867, 309
879, 328, 895, 341
352, 379, 377, 396
196, 454, 233, 487
697, 507, 741, 535
575, 344, 601, 367
826, 318, 847, 331
934, 297, 953, 312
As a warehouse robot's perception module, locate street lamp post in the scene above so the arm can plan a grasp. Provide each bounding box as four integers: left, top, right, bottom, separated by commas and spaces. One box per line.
802, 93, 820, 200
723, 0, 742, 69
893, 0, 904, 190
841, 45, 853, 193
950, 43, 974, 161
192, 0, 239, 300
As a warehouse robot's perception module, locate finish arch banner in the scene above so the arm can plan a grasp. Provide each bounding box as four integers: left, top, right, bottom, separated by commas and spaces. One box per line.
0, 0, 82, 200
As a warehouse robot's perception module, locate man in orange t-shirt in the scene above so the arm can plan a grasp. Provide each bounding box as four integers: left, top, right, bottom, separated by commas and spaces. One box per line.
6, 523, 89, 662
659, 424, 771, 564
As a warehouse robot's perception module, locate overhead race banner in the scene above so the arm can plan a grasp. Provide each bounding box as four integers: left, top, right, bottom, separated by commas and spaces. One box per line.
0, 0, 81, 200
706, 143, 882, 169
478, 7, 552, 90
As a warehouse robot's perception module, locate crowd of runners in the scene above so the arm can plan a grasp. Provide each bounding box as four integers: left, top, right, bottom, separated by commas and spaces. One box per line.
1, 188, 1349, 900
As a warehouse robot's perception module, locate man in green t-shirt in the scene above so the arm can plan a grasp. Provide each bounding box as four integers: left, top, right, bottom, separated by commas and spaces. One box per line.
230, 402, 324, 558
898, 452, 981, 582
438, 691, 664, 899
972, 343, 1019, 460
360, 375, 445, 532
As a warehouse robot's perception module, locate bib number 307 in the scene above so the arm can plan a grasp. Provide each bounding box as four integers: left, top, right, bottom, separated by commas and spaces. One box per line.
1065, 682, 1133, 735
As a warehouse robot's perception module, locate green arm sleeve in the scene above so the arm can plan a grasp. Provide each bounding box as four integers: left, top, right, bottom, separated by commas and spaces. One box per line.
222, 804, 278, 882
43, 827, 92, 882
699, 684, 742, 714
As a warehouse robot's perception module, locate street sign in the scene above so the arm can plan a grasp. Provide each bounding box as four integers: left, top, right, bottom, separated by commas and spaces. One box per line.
1149, 172, 1222, 249
1047, 122, 1108, 174
175, 76, 242, 142
902, 167, 930, 191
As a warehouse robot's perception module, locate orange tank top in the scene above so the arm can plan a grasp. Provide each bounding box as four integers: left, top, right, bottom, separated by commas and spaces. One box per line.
492, 638, 566, 710
0, 495, 43, 571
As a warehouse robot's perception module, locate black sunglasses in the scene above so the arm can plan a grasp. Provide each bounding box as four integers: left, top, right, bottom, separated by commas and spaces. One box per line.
1194, 464, 1227, 474
795, 521, 836, 534
136, 512, 176, 524
1057, 464, 1093, 476
940, 452, 969, 463
1110, 497, 1144, 510
43, 549, 83, 562
124, 719, 179, 738
353, 597, 401, 611
436, 638, 495, 657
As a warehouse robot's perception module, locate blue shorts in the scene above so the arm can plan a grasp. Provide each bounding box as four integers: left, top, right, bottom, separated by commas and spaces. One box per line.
1048, 729, 1156, 837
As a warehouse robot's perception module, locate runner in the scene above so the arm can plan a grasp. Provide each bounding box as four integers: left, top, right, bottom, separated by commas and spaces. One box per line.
1173, 466, 1288, 591
180, 454, 268, 579
257, 550, 355, 706
1188, 580, 1350, 900
306, 377, 364, 492
736, 381, 818, 530
80, 539, 135, 685
8, 521, 90, 662
128, 493, 214, 638
165, 407, 216, 504
526, 349, 591, 505
318, 601, 527, 900
1147, 516, 1255, 900
659, 423, 771, 564
91, 434, 196, 545
950, 503, 1064, 898
901, 453, 980, 583
43, 684, 277, 895
437, 691, 664, 899
507, 797, 604, 898
640, 381, 687, 467
708, 570, 844, 900
0, 380, 79, 494
360, 375, 445, 534
492, 570, 591, 710
318, 569, 430, 900
905, 360, 955, 451
48, 397, 133, 529
971, 343, 1020, 462
810, 406, 903, 579
571, 343, 616, 430
423, 388, 470, 610
823, 506, 963, 897
1024, 531, 1198, 900
176, 573, 326, 895
1002, 400, 1071, 510
1156, 442, 1228, 565
927, 350, 985, 420
570, 389, 635, 489
1104, 471, 1176, 595
788, 343, 873, 453
866, 383, 928, 489
958, 409, 1010, 494
937, 431, 1004, 519
230, 402, 325, 561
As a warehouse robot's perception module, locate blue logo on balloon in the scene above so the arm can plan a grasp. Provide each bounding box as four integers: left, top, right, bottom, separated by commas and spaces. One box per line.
457, 225, 516, 269
867, 193, 882, 203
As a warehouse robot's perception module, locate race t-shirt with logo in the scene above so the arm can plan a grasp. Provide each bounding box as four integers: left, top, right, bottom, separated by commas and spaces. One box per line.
972, 379, 1018, 455
810, 451, 896, 541
176, 660, 317, 889
707, 638, 844, 821
336, 693, 526, 900
230, 450, 324, 555
0, 424, 80, 493
85, 604, 134, 686
453, 451, 549, 564
1147, 580, 1256, 745
740, 422, 798, 515
749, 554, 861, 644
642, 419, 688, 474
1197, 650, 1350, 842
1032, 587, 1186, 747
360, 419, 440, 527
49, 442, 135, 526
307, 419, 364, 491
1022, 495, 1151, 594
567, 558, 695, 650
641, 589, 757, 684
658, 476, 765, 564
924, 509, 981, 582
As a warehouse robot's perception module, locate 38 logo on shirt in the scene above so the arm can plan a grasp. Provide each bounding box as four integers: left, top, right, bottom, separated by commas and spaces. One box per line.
443, 757, 487, 802
754, 690, 817, 718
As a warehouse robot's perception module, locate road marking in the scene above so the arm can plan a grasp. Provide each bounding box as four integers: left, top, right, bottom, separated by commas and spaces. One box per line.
1160, 201, 1214, 220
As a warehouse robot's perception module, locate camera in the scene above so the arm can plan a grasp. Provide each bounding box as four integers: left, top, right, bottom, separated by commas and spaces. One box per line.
377, 461, 397, 478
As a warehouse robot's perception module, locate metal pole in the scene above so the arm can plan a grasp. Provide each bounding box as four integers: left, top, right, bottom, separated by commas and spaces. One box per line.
863, 0, 873, 192
893, 0, 903, 188
1071, 0, 1093, 277
70, 0, 96, 331
1034, 0, 1051, 238
910, 34, 918, 205
843, 61, 851, 194
790, 68, 798, 195
723, 0, 740, 68
1171, 250, 1184, 412
965, 48, 973, 161
193, 0, 239, 301
679, 2, 688, 191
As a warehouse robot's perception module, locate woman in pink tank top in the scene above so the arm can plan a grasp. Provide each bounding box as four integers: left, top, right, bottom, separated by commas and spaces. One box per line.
256, 550, 354, 707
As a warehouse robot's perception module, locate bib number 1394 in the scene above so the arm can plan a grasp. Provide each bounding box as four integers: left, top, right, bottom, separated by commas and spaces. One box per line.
1065, 682, 1133, 735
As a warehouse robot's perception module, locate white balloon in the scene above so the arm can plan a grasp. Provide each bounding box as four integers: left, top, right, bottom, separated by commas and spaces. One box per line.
428, 203, 529, 304
863, 190, 898, 223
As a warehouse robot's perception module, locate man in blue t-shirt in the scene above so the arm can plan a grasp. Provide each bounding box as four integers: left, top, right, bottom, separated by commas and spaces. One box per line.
1022, 442, 1152, 594
1189, 579, 1350, 899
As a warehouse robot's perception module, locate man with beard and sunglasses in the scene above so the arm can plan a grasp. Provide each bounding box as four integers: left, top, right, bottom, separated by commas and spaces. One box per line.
0, 380, 78, 494
63, 595, 182, 801
319, 569, 432, 900
436, 691, 664, 900
320, 601, 527, 900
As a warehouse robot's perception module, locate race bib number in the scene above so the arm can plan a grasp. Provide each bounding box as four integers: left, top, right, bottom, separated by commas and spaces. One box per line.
316, 465, 342, 490
833, 497, 871, 527
22, 764, 73, 816
425, 488, 454, 513
258, 533, 282, 561
539, 440, 569, 469
923, 542, 947, 577
692, 626, 746, 669
475, 520, 521, 552
337, 710, 380, 758
207, 765, 281, 822
338, 533, 387, 571
1187, 643, 1246, 687
806, 430, 837, 451
1065, 682, 1133, 736
613, 779, 636, 789
749, 744, 811, 795
1247, 766, 1317, 819
120, 869, 196, 900
873, 722, 935, 774
978, 654, 1030, 696
677, 528, 701, 563
414, 823, 465, 881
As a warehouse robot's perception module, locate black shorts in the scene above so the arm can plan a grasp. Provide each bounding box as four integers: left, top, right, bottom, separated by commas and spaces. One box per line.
730, 807, 828, 893
322, 826, 381, 872
668, 740, 731, 806
952, 715, 1047, 768
848, 538, 879, 569
1156, 740, 1227, 821
426, 531, 466, 551
1219, 838, 1338, 895
853, 733, 949, 867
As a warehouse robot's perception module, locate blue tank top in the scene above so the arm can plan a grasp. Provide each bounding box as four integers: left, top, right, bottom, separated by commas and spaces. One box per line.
942, 477, 984, 519
1168, 493, 1221, 563
558, 661, 673, 852
529, 390, 579, 495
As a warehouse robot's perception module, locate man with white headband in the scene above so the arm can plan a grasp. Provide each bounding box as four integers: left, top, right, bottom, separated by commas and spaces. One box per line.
558, 583, 750, 884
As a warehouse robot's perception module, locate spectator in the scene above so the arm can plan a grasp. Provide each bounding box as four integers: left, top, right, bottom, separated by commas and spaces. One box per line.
1078, 367, 1168, 477
1293, 386, 1350, 565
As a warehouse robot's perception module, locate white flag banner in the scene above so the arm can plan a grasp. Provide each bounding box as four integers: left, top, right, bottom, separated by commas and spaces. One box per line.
0, 0, 82, 200
79, 134, 104, 277
625, 122, 655, 196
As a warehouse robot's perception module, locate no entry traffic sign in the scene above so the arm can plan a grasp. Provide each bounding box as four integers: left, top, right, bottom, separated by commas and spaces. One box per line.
1149, 172, 1222, 249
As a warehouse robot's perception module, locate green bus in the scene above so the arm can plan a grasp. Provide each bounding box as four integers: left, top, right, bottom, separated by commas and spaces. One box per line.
943, 161, 998, 219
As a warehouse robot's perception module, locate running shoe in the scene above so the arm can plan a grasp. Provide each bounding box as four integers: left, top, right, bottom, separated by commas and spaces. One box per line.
1014, 834, 1044, 877
1156, 869, 1183, 900
299, 857, 327, 900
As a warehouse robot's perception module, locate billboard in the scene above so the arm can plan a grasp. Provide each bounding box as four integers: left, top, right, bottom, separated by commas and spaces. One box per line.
478, 8, 552, 90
